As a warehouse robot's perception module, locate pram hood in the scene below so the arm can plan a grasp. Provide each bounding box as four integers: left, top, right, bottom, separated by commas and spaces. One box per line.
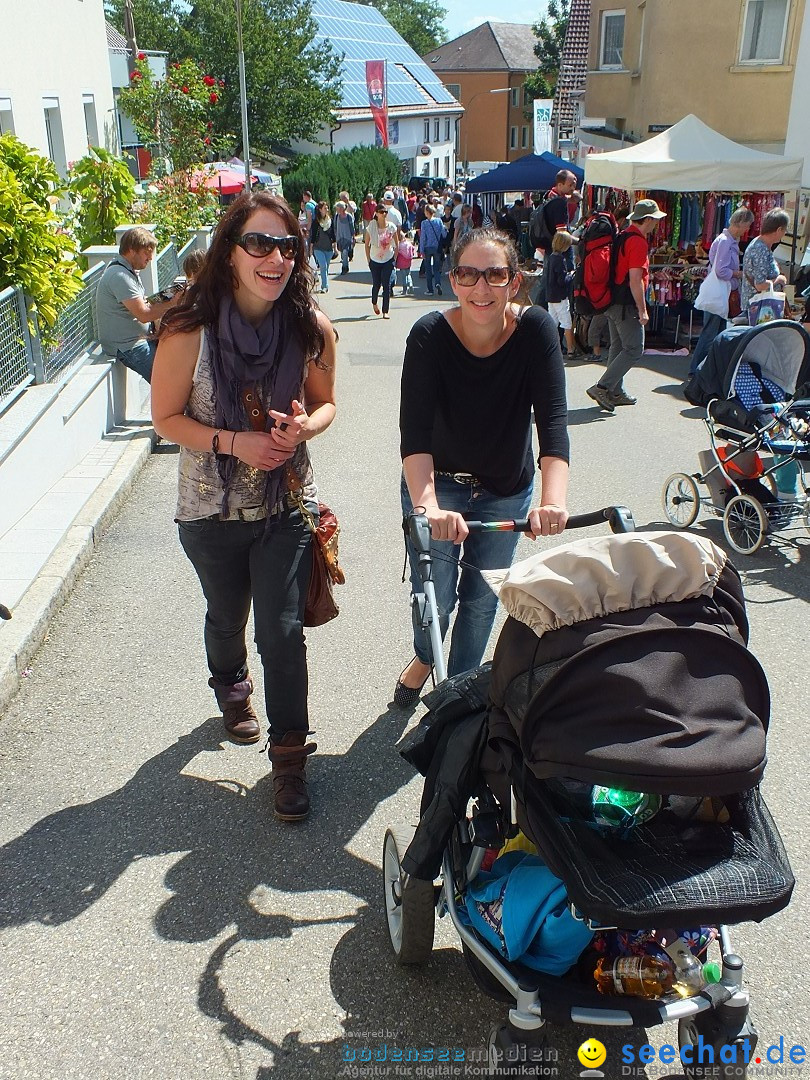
482, 531, 726, 639
694, 319, 810, 402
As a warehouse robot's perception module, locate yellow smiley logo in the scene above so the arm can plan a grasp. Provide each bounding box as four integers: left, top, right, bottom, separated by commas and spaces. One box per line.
577, 1039, 607, 1069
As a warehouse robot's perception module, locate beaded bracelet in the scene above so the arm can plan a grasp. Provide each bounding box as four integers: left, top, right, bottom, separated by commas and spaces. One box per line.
212, 427, 223, 454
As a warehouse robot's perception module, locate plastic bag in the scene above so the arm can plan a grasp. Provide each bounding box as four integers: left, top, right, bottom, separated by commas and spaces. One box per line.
694, 269, 730, 318
748, 281, 785, 326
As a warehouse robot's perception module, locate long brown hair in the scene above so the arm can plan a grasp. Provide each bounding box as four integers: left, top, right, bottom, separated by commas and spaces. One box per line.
161, 192, 326, 362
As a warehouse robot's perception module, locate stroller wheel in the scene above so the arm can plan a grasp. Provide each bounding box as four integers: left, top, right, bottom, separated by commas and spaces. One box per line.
723, 494, 768, 555
678, 1012, 757, 1079
382, 827, 435, 965
662, 472, 701, 528
488, 1022, 548, 1076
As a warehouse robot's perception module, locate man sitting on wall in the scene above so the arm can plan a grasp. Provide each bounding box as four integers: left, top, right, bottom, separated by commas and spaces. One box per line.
95, 227, 182, 384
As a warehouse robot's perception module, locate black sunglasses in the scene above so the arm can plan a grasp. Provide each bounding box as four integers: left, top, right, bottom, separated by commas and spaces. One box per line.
232, 233, 299, 259
451, 265, 514, 287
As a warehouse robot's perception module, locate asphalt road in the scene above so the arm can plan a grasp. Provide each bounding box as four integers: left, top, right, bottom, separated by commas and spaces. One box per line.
0, 252, 807, 1080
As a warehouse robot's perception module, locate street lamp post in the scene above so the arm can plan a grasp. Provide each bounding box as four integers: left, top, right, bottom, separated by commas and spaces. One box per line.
462, 87, 510, 169
235, 0, 251, 194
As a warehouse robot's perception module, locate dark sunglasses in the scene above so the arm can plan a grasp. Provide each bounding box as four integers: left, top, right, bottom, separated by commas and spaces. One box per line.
451, 265, 514, 287
232, 233, 299, 259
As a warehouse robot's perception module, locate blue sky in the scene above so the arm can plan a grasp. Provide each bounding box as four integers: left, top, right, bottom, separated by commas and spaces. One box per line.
440, 2, 545, 43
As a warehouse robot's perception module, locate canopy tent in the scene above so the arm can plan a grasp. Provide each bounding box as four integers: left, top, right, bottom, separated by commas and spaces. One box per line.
190, 163, 257, 195
584, 114, 804, 193
466, 151, 585, 195
227, 157, 282, 189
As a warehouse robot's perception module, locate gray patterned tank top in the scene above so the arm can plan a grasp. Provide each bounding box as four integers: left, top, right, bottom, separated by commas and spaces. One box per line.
175, 330, 316, 521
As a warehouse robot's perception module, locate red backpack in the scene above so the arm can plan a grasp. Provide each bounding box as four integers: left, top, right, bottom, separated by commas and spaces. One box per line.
572, 212, 631, 316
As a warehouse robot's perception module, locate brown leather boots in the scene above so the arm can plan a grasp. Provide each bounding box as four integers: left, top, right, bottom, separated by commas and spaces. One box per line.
267, 731, 317, 821
208, 676, 261, 744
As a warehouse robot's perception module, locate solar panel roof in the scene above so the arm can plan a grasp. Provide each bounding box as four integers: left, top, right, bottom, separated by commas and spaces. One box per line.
312, 0, 458, 110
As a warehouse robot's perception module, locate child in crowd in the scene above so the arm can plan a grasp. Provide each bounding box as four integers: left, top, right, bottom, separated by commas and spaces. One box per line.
546, 231, 584, 360
182, 249, 206, 285
396, 233, 415, 295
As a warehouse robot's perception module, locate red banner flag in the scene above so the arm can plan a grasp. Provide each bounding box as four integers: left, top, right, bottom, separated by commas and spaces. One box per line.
365, 59, 388, 148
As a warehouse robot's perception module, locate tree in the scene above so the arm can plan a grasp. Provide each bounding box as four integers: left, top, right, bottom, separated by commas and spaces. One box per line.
107, 0, 343, 158
524, 0, 570, 105
358, 0, 447, 55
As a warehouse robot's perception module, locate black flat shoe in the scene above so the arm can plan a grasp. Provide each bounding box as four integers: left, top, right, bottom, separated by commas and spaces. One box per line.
392, 660, 430, 707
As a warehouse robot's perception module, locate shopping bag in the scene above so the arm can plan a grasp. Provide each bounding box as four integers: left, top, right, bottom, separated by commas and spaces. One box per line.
694, 269, 730, 318
748, 282, 785, 326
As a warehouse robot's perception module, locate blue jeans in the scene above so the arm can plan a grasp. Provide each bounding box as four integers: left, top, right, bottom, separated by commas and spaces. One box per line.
401, 473, 533, 677
690, 312, 727, 374
398, 268, 413, 291
313, 248, 331, 290
423, 251, 442, 293
117, 338, 157, 383
177, 506, 313, 740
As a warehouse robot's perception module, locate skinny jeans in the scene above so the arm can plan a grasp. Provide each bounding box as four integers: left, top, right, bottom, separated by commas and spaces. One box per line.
369, 258, 393, 313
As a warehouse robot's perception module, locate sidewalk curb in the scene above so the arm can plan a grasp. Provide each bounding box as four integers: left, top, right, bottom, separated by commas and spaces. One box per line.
0, 427, 155, 716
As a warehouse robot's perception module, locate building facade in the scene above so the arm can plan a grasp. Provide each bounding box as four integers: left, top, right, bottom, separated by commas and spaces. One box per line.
297, 0, 462, 182
585, 0, 806, 152
0, 0, 117, 173
423, 22, 540, 169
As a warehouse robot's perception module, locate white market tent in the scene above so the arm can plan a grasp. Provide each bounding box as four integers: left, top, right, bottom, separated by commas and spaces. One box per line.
584, 114, 803, 192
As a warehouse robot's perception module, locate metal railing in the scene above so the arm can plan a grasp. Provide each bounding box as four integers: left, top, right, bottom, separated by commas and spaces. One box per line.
42, 264, 104, 383
155, 242, 180, 291
0, 287, 36, 410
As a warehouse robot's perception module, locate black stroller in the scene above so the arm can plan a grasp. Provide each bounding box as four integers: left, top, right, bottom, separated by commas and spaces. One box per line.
668, 320, 810, 554
383, 524, 793, 1078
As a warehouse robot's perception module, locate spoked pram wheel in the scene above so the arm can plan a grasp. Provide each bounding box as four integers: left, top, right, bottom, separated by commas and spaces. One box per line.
723, 494, 768, 554
678, 1011, 757, 1079
662, 472, 701, 528
382, 827, 435, 965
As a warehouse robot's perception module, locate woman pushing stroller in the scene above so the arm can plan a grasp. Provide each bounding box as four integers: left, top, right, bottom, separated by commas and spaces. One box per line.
394, 226, 570, 705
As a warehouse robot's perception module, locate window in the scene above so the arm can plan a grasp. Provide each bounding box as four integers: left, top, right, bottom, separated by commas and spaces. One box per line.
83, 94, 99, 147
424, 119, 430, 142
0, 96, 13, 135
444, 119, 451, 141
600, 9, 625, 69
740, 0, 790, 62
444, 153, 450, 176
510, 126, 517, 149
434, 156, 440, 175
42, 97, 68, 176
434, 119, 440, 142
446, 83, 461, 101
521, 126, 528, 148
511, 86, 519, 108
523, 86, 531, 107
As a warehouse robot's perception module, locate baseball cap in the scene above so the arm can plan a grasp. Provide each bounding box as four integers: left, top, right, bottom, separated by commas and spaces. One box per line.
383, 190, 394, 201
629, 198, 666, 221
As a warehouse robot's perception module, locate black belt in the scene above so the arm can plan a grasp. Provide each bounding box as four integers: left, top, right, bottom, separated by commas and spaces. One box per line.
435, 470, 480, 484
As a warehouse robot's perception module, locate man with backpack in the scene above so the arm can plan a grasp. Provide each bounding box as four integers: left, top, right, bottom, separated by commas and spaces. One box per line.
586, 199, 665, 412
529, 170, 579, 307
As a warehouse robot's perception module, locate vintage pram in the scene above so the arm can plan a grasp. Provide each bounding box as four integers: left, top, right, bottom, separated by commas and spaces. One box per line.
666, 320, 810, 554
383, 516, 794, 1078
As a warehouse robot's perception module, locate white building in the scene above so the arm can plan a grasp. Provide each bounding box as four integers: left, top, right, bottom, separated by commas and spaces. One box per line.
106, 22, 167, 178
297, 0, 462, 183
0, 0, 117, 172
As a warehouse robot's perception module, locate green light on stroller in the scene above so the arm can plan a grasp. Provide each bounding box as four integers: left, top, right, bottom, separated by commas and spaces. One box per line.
591, 787, 662, 835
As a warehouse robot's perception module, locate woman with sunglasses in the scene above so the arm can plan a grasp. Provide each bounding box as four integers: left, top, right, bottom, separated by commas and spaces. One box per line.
364, 205, 400, 318
151, 192, 337, 822
394, 227, 569, 706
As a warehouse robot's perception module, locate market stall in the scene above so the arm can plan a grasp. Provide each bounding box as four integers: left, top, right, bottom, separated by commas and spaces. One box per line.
583, 115, 804, 345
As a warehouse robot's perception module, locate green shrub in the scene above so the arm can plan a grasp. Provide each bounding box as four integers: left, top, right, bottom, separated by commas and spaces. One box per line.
130, 170, 220, 250
282, 146, 403, 212
68, 147, 137, 249
0, 134, 83, 334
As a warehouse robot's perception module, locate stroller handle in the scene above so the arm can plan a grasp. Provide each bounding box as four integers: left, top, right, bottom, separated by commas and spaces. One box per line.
465, 506, 636, 535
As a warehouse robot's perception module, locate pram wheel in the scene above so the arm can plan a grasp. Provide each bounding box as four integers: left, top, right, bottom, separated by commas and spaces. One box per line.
488, 1022, 548, 1077
723, 494, 768, 554
662, 472, 701, 528
382, 827, 435, 965
678, 1011, 756, 1079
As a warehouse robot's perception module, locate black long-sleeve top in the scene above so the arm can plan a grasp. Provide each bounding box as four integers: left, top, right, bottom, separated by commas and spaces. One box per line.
399, 307, 569, 497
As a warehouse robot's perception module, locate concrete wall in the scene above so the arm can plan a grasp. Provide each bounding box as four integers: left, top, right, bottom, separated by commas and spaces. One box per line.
586, 0, 805, 150
0, 0, 117, 169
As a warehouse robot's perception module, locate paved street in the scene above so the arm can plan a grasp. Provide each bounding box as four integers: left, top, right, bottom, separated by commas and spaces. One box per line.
0, 255, 808, 1080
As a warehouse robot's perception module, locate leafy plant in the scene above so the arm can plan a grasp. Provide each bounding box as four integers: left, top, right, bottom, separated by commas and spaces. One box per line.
130, 171, 220, 250
360, 0, 448, 55
68, 147, 137, 249
119, 55, 231, 173
283, 146, 402, 212
0, 134, 83, 335
524, 0, 571, 106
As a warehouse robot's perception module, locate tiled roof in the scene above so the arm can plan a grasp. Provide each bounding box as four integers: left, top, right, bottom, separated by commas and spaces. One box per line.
423, 22, 539, 73
553, 0, 590, 140
106, 21, 129, 53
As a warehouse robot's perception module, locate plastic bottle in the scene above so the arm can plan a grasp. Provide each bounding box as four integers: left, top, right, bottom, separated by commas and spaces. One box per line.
591, 786, 662, 834
594, 955, 675, 998
664, 938, 707, 998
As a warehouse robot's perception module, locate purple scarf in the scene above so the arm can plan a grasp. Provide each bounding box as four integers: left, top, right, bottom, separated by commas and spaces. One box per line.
209, 294, 306, 518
